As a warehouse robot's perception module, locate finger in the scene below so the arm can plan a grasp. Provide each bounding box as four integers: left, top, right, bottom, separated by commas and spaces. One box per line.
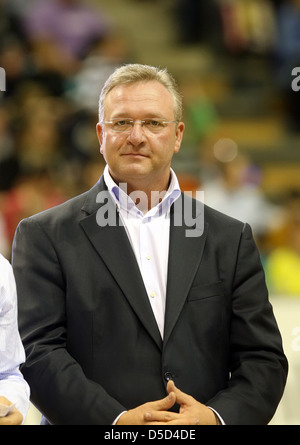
144, 392, 176, 423
149, 391, 176, 411
144, 410, 181, 423
0, 410, 23, 425
156, 416, 199, 426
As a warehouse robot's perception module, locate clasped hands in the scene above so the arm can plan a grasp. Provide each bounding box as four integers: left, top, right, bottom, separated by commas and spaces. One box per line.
117, 380, 218, 425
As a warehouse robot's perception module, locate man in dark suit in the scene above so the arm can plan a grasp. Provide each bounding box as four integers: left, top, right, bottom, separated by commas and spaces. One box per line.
12, 64, 288, 425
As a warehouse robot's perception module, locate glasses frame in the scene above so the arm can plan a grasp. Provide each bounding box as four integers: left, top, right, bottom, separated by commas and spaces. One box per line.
100, 118, 178, 133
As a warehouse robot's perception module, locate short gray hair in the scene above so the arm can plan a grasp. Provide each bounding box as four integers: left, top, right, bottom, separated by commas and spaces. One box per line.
98, 63, 183, 122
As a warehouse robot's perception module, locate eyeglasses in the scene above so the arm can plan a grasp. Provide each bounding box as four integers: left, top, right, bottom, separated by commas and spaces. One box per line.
100, 118, 178, 134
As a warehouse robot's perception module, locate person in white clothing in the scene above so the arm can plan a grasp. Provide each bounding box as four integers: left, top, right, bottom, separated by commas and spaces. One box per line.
0, 254, 30, 425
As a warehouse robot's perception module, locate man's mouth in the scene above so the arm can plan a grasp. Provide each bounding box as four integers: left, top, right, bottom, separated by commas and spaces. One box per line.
122, 153, 148, 158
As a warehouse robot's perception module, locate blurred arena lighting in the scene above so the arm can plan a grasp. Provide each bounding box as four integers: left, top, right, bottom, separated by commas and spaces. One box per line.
213, 137, 238, 162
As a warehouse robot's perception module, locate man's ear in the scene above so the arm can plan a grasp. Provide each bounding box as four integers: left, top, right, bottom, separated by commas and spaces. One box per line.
174, 121, 185, 154
96, 123, 103, 152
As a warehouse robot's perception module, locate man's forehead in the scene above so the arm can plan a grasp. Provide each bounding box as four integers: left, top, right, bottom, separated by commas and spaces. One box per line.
107, 81, 171, 102
104, 81, 174, 115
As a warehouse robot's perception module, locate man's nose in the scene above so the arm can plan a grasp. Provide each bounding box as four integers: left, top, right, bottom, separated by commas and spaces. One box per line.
127, 121, 146, 144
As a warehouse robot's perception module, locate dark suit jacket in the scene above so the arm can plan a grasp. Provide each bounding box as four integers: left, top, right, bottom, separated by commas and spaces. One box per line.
12, 176, 288, 425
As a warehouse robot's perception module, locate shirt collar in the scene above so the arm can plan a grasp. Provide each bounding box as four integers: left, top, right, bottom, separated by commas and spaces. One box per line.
103, 164, 181, 218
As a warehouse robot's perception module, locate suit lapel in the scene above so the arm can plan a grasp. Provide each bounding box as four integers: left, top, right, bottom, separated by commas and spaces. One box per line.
163, 194, 208, 344
79, 178, 163, 350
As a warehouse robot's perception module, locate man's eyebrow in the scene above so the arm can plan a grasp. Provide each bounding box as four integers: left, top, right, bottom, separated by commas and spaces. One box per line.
109, 113, 167, 119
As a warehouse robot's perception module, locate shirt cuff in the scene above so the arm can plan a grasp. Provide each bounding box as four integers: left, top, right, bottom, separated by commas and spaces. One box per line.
207, 407, 225, 425
112, 411, 127, 425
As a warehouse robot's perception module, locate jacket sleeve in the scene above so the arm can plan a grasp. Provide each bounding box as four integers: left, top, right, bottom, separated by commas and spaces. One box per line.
207, 223, 288, 424
12, 217, 125, 425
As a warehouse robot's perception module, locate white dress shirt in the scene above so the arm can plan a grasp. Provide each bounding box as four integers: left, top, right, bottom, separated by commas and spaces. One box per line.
0, 254, 30, 423
104, 165, 181, 339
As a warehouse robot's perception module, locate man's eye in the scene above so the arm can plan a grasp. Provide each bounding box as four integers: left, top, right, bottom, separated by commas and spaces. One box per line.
117, 120, 130, 126
146, 120, 161, 127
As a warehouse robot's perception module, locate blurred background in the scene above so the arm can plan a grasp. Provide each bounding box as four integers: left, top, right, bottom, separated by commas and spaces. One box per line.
0, 0, 299, 425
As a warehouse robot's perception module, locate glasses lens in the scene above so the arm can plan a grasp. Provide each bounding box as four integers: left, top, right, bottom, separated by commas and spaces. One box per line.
111, 119, 132, 132
143, 119, 165, 133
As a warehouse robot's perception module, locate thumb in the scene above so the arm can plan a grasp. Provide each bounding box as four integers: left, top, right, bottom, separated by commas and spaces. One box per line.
166, 379, 176, 395
167, 380, 192, 405
164, 389, 176, 409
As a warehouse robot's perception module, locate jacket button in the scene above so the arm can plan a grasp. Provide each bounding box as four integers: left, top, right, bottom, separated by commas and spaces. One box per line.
164, 371, 174, 382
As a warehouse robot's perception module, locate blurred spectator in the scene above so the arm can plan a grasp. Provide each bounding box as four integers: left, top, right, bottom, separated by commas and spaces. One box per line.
174, 0, 222, 48
265, 190, 300, 296
174, 0, 221, 48
22, 0, 112, 61
66, 32, 130, 112
0, 0, 29, 43
2, 0, 38, 17
1, 169, 66, 253
184, 93, 219, 148
273, 0, 300, 131
202, 150, 282, 239
176, 171, 202, 195
62, 32, 131, 162
274, 0, 300, 79
15, 97, 66, 173
28, 39, 78, 96
80, 156, 106, 192
0, 105, 19, 191
0, 36, 31, 99
60, 109, 100, 164
219, 0, 276, 55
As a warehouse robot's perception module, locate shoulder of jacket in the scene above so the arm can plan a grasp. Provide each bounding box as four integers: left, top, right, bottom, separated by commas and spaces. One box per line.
204, 203, 246, 230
